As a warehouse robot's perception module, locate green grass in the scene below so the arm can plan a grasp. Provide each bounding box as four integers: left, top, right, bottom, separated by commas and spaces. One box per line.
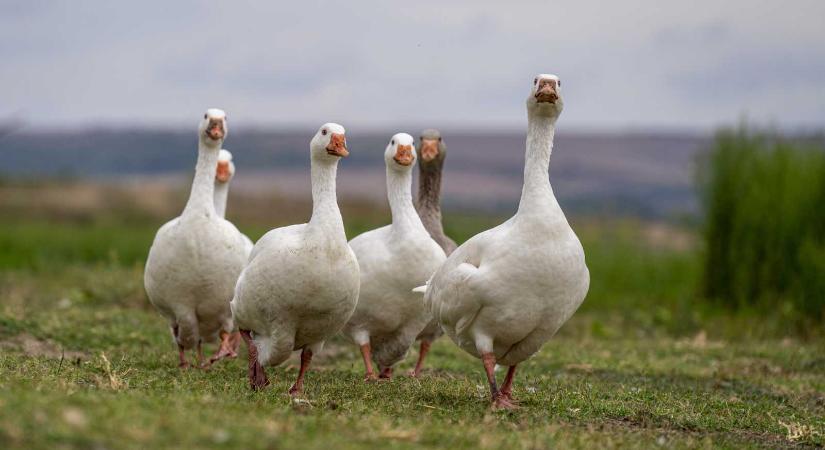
698, 127, 825, 324
1, 215, 823, 448
0, 221, 156, 270
1, 268, 822, 449
0, 212, 499, 271
0, 215, 790, 338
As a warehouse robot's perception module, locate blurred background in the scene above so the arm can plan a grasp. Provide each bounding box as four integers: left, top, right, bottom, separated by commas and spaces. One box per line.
1, 1, 823, 336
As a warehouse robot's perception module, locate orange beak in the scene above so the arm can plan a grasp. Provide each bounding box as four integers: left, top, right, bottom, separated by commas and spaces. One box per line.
393, 144, 414, 166
206, 119, 225, 140
216, 161, 231, 182
420, 139, 439, 162
535, 79, 558, 104
326, 133, 349, 157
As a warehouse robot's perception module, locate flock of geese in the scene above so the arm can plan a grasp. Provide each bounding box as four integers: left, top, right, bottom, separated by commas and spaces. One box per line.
143, 74, 590, 409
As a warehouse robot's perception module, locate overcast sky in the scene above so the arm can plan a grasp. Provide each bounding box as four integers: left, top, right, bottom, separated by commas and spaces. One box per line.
1, 1, 824, 131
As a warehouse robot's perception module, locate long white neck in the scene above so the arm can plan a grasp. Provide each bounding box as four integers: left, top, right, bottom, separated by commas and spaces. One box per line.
517, 114, 557, 215
213, 180, 229, 218
308, 158, 345, 235
387, 166, 426, 234
183, 140, 220, 218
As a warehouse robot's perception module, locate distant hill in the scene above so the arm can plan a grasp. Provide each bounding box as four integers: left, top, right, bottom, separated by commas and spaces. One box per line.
0, 128, 710, 219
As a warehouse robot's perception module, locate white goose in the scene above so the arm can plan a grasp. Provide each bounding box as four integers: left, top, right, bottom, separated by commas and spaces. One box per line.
144, 109, 250, 368
344, 133, 446, 381
231, 123, 360, 395
213, 149, 254, 254
419, 75, 589, 409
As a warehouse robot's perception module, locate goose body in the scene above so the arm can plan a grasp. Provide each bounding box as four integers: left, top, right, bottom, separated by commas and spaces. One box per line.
410, 129, 456, 376
231, 123, 360, 394
422, 75, 589, 408
144, 109, 249, 367
344, 133, 446, 379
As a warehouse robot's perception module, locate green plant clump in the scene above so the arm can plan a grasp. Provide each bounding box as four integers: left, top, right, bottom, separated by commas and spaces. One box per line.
698, 126, 825, 325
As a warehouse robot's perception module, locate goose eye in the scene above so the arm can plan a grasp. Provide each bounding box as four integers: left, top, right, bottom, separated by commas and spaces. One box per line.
391, 140, 395, 145
438, 137, 442, 142
204, 114, 207, 119
322, 129, 327, 136
557, 80, 561, 87
534, 78, 538, 85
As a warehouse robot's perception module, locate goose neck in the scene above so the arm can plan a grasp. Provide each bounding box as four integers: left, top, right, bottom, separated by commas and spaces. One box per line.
417, 161, 443, 214
213, 181, 229, 218
416, 161, 446, 235
517, 114, 556, 214
388, 167, 425, 233
183, 141, 220, 218
309, 159, 345, 233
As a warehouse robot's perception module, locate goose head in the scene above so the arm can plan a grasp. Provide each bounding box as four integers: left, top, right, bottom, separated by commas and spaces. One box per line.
310, 123, 349, 162
419, 129, 446, 166
527, 74, 563, 118
198, 108, 228, 148
215, 149, 235, 183
385, 133, 416, 171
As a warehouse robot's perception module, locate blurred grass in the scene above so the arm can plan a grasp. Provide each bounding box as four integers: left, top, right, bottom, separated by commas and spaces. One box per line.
0, 194, 815, 339
698, 127, 825, 328
0, 215, 495, 271
1, 180, 824, 448
0, 222, 154, 269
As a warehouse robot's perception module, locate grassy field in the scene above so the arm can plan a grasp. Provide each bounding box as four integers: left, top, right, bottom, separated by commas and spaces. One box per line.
0, 183, 823, 449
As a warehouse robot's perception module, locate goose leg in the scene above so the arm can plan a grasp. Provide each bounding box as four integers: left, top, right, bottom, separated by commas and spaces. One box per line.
207, 330, 239, 366
481, 352, 498, 399
481, 353, 516, 410
172, 324, 189, 368
228, 331, 242, 353
240, 329, 269, 390
288, 348, 313, 396
499, 365, 519, 405
408, 340, 431, 378
378, 366, 393, 380
177, 344, 190, 368
196, 340, 204, 367
359, 344, 378, 382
